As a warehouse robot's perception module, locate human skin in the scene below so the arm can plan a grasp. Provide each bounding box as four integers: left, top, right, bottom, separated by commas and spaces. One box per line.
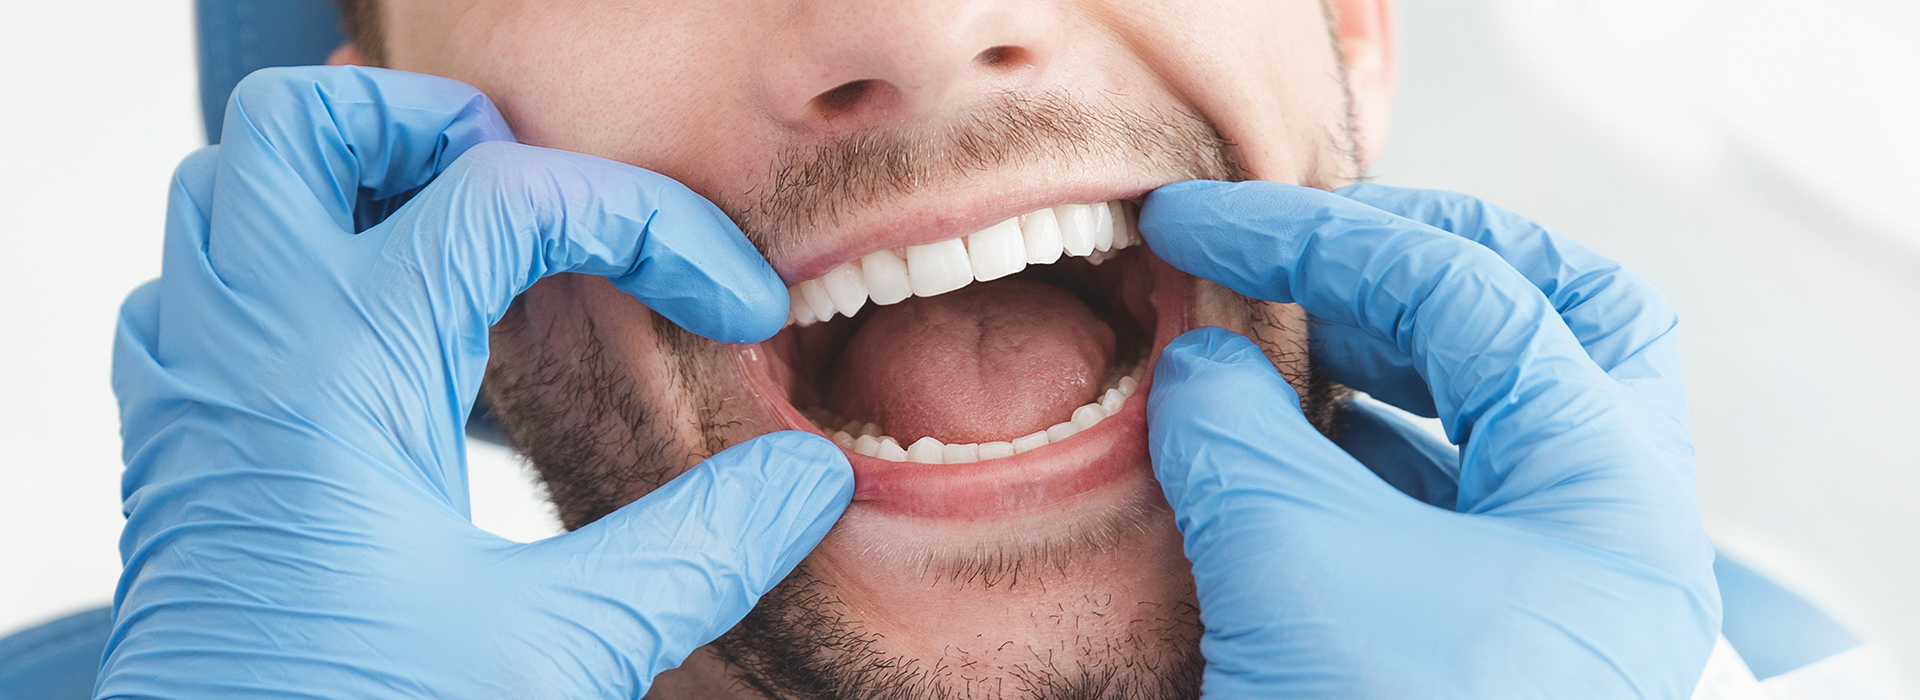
332, 0, 1396, 696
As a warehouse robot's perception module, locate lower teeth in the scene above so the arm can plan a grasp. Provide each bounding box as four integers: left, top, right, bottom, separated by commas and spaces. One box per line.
804, 366, 1145, 464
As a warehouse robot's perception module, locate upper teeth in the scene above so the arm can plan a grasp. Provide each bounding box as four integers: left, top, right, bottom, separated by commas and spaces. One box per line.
787, 200, 1139, 326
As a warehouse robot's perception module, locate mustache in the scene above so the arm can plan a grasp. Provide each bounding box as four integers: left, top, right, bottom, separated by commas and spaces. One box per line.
732, 90, 1243, 257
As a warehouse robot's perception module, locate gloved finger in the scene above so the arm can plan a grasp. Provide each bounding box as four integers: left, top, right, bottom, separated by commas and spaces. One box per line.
1146, 328, 1421, 689
1141, 181, 1688, 552
1333, 183, 1691, 450
522, 431, 853, 682
1310, 319, 1438, 417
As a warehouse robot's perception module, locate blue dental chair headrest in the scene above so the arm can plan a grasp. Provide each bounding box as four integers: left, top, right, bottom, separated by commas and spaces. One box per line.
196, 0, 347, 144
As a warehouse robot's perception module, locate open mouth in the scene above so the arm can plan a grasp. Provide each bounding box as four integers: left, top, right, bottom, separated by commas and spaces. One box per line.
736, 200, 1191, 518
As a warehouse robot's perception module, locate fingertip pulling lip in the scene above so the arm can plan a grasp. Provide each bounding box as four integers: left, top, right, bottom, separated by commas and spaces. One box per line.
734, 252, 1194, 520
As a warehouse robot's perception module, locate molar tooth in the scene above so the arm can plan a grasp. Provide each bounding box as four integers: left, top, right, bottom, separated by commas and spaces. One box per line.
1012, 431, 1050, 453
832, 431, 856, 449
1091, 202, 1115, 252
942, 442, 980, 463
1118, 375, 1139, 396
1021, 208, 1065, 264
977, 441, 1016, 460
1100, 388, 1125, 415
906, 436, 947, 463
968, 218, 1027, 281
1056, 203, 1097, 256
840, 419, 864, 434
821, 261, 869, 318
861, 250, 913, 305
1046, 421, 1080, 442
1071, 403, 1108, 430
876, 437, 908, 462
852, 434, 881, 457
1085, 249, 1110, 265
861, 422, 882, 437
907, 238, 973, 297
798, 278, 838, 322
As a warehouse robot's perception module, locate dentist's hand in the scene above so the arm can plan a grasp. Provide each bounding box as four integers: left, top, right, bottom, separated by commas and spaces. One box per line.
1139, 180, 1719, 698
106, 66, 851, 698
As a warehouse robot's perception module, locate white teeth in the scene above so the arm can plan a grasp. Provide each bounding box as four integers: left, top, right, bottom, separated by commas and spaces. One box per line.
785, 199, 1138, 327
1021, 208, 1065, 265
861, 250, 913, 305
798, 278, 838, 323
942, 442, 980, 463
907, 238, 973, 298
821, 261, 869, 319
1091, 202, 1115, 252
1055, 203, 1098, 257
968, 218, 1027, 282
805, 366, 1140, 463
907, 436, 947, 463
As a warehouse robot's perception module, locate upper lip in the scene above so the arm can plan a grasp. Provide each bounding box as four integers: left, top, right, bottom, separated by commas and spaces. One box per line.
769, 178, 1164, 284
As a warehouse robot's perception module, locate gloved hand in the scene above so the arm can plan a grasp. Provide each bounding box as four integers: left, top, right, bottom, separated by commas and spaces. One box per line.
1139, 180, 1720, 698
105, 66, 851, 698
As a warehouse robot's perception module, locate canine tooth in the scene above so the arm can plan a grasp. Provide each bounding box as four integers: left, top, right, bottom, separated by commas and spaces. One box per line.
968, 218, 1027, 281
798, 278, 838, 322
832, 431, 856, 449
876, 437, 908, 462
978, 441, 1016, 460
791, 291, 820, 326
862, 250, 913, 305
1111, 201, 1138, 249
852, 434, 882, 457
1118, 375, 1139, 396
1012, 431, 1050, 453
1091, 202, 1115, 252
861, 422, 882, 437
1100, 388, 1125, 415
907, 239, 973, 297
1056, 204, 1097, 256
821, 261, 869, 318
906, 436, 947, 463
1021, 208, 1065, 264
1071, 403, 1108, 429
942, 443, 980, 463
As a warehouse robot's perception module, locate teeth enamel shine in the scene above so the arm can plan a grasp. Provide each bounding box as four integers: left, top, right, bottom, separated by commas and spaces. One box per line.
861, 250, 913, 305
978, 441, 1016, 460
968, 218, 1028, 282
942, 442, 980, 464
1012, 431, 1050, 453
784, 200, 1138, 328
876, 437, 908, 462
1021, 208, 1065, 265
907, 238, 973, 298
907, 436, 946, 463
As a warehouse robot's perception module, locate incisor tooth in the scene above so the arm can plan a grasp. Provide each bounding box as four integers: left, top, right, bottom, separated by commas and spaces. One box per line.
1046, 421, 1079, 442
978, 441, 1016, 460
862, 250, 913, 305
907, 436, 946, 463
798, 278, 838, 322
1091, 202, 1115, 252
1021, 208, 1065, 264
1012, 431, 1050, 453
1056, 203, 1097, 256
907, 239, 973, 297
821, 261, 868, 318
968, 218, 1027, 282
942, 443, 980, 463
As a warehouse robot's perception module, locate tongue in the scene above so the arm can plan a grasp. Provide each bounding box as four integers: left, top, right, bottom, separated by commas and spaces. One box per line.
828, 279, 1116, 444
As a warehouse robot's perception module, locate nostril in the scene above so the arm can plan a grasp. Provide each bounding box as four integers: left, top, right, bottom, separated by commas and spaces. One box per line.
814, 79, 882, 115
974, 46, 1030, 69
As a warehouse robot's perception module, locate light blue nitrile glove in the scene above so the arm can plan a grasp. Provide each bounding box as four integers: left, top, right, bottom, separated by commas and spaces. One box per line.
1139, 180, 1720, 698
105, 66, 852, 698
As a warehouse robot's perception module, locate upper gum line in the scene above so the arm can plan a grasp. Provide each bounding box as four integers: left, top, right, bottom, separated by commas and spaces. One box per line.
786, 200, 1141, 327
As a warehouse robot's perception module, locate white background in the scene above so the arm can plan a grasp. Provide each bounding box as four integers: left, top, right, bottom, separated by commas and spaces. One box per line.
2, 0, 1915, 690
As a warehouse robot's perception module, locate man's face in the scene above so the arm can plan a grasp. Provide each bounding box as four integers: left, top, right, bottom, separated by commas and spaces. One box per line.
357, 0, 1394, 696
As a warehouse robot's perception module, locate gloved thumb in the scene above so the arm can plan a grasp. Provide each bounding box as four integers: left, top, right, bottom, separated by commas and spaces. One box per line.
523, 431, 853, 681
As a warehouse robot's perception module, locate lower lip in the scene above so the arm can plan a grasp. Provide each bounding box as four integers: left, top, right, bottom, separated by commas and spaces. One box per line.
734, 253, 1193, 520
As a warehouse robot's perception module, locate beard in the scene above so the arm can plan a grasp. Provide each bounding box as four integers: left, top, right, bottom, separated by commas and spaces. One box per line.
479, 81, 1357, 699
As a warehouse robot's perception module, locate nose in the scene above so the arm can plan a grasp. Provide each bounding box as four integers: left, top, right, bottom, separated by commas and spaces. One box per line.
760, 0, 1061, 128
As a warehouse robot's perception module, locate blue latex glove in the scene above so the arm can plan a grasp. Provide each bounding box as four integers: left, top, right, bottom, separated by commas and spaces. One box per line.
1139, 180, 1720, 698
105, 66, 852, 698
